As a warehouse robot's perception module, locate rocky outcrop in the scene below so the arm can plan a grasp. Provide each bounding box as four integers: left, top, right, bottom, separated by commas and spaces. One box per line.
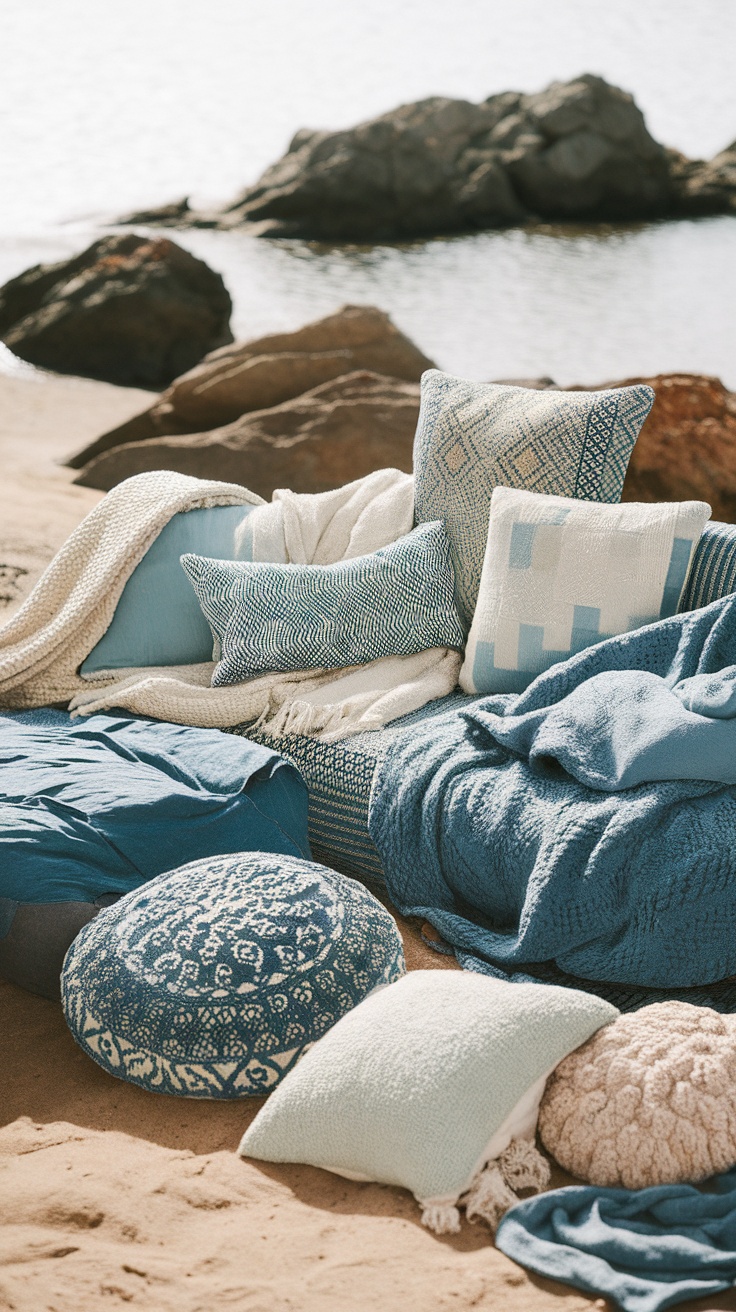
619, 373, 736, 521
73, 371, 420, 497
124, 75, 736, 241
66, 305, 434, 468
668, 140, 736, 216
0, 234, 233, 387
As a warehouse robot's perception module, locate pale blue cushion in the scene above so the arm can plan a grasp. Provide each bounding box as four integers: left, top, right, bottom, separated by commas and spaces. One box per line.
81, 505, 255, 673
181, 521, 464, 686
61, 852, 406, 1098
413, 371, 655, 627
240, 971, 617, 1211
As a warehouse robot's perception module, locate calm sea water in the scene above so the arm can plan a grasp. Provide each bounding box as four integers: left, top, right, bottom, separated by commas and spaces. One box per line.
1, 0, 735, 386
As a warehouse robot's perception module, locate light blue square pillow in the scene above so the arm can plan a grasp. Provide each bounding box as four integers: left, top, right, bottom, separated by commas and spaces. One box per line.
180, 521, 464, 686
413, 371, 655, 627
240, 970, 617, 1233
460, 487, 711, 694
81, 505, 255, 673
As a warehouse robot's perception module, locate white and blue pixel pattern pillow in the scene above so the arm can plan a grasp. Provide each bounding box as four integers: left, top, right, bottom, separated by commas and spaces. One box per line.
413, 371, 655, 627
181, 521, 464, 686
61, 852, 406, 1098
460, 487, 711, 695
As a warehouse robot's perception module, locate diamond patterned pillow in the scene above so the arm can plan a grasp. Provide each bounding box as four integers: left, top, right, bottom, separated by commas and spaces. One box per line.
413, 371, 654, 627
181, 521, 464, 686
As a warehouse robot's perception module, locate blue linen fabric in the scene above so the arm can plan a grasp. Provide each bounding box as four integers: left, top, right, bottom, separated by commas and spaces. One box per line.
496, 1171, 736, 1312
61, 853, 406, 1098
81, 504, 256, 673
368, 593, 736, 989
413, 371, 654, 627
0, 709, 309, 998
181, 521, 464, 686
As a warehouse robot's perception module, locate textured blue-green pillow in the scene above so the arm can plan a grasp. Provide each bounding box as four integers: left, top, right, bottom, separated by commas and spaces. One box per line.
240, 971, 617, 1228
81, 504, 255, 673
413, 371, 655, 627
181, 521, 464, 686
61, 852, 406, 1098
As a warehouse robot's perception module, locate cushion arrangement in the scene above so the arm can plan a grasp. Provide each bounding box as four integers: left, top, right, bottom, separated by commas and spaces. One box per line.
181, 521, 463, 686
81, 504, 256, 673
538, 1001, 736, 1188
461, 487, 711, 694
0, 709, 309, 1000
61, 852, 406, 1098
240, 970, 617, 1229
413, 370, 655, 626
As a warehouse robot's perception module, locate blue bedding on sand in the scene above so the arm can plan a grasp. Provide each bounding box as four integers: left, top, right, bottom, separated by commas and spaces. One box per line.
370, 594, 736, 990
0, 708, 310, 908
496, 1170, 736, 1312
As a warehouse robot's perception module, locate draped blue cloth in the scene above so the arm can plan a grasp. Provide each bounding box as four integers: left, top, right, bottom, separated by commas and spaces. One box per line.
369, 594, 736, 988
495, 1171, 736, 1312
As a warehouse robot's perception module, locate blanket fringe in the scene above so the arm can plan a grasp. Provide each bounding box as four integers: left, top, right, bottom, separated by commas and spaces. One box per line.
420, 1139, 550, 1238
420, 1203, 461, 1234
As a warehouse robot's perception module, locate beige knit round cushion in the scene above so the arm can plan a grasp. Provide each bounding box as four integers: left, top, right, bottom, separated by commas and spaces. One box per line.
538, 1001, 736, 1189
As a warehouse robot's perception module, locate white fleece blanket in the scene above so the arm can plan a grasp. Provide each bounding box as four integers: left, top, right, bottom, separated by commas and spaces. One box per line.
0, 468, 461, 740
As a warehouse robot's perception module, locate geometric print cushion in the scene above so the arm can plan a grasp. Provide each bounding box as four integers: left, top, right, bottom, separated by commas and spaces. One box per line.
60, 852, 406, 1099
413, 371, 655, 627
460, 487, 711, 695
180, 521, 464, 686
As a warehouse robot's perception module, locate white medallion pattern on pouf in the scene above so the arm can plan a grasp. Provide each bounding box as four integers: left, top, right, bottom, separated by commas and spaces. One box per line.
61, 852, 406, 1098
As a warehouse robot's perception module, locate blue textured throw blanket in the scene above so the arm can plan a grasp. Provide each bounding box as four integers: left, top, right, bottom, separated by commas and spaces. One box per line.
369, 595, 736, 988
495, 1172, 736, 1312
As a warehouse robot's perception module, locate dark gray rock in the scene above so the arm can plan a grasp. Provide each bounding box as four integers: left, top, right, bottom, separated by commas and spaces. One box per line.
210, 75, 677, 239
669, 140, 736, 216
0, 234, 233, 387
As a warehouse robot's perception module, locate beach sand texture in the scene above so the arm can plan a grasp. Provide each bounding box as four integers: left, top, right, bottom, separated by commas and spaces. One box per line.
1, 372, 734, 1312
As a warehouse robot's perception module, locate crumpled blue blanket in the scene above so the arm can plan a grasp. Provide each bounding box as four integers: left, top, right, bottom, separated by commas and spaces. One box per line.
369, 594, 736, 988
495, 1171, 736, 1312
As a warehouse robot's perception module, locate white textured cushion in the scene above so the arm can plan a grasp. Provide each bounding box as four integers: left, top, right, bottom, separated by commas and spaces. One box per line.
239, 971, 616, 1227
461, 488, 711, 695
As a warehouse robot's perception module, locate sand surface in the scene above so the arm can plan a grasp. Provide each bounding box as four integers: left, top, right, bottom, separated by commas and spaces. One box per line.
1, 369, 734, 1312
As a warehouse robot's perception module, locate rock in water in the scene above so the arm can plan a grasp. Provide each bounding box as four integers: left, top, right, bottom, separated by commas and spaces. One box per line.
214, 75, 674, 239
67, 304, 434, 468
0, 234, 233, 387
620, 374, 736, 522
73, 371, 420, 497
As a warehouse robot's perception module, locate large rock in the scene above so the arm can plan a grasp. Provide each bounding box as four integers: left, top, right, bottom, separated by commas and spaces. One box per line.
0, 234, 233, 387
73, 371, 420, 497
137, 76, 684, 241
620, 373, 736, 521
67, 305, 434, 468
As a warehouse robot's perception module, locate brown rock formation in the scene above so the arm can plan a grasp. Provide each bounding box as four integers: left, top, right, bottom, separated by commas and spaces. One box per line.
619, 374, 736, 521
73, 371, 420, 498
0, 234, 233, 388
67, 305, 434, 469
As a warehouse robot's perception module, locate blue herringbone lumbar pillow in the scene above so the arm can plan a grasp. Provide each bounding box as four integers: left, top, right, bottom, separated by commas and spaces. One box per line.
61, 852, 406, 1098
413, 371, 655, 627
180, 521, 464, 686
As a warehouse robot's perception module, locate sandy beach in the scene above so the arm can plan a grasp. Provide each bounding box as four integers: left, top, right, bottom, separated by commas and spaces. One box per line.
2, 368, 735, 1312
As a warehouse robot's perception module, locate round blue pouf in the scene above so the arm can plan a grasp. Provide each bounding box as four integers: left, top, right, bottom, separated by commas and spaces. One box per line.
61, 852, 405, 1098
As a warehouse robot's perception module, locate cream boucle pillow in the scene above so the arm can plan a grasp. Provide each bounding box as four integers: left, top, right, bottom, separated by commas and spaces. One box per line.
538, 1001, 736, 1189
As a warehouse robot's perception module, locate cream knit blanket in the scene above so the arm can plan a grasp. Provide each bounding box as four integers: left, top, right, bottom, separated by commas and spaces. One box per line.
0, 469, 461, 740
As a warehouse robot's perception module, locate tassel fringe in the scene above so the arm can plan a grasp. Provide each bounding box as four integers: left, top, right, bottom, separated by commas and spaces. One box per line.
420, 1203, 461, 1234
419, 1138, 550, 1237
